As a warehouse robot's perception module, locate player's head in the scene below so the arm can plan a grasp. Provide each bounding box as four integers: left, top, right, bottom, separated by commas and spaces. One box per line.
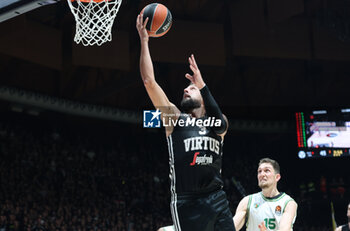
181, 83, 203, 113
257, 158, 281, 189
347, 202, 350, 218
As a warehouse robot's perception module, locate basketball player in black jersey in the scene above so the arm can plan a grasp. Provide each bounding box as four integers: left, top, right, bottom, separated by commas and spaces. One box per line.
335, 202, 350, 231
137, 14, 235, 231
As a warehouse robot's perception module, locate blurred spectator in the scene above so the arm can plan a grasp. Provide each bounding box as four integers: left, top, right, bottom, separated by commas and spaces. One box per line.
330, 178, 339, 199
320, 175, 327, 199
307, 180, 316, 199
337, 177, 346, 199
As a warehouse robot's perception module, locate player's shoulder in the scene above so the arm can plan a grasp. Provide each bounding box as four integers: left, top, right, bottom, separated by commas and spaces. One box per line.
245, 192, 260, 200
237, 194, 252, 207
158, 226, 175, 231
246, 192, 260, 197
248, 192, 262, 200
282, 194, 298, 214
242, 193, 259, 207
283, 192, 294, 198
335, 225, 343, 231
283, 193, 297, 205
241, 192, 260, 206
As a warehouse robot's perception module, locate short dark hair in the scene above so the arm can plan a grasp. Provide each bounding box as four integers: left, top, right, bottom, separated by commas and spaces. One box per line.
259, 158, 280, 174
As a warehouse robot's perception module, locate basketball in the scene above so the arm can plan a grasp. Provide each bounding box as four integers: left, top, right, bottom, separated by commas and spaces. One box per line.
141, 3, 172, 38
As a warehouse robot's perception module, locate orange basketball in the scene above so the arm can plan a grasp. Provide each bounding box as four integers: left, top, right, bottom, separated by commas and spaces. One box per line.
141, 3, 172, 38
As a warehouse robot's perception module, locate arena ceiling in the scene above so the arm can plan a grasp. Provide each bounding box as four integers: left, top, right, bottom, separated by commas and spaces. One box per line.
0, 0, 350, 119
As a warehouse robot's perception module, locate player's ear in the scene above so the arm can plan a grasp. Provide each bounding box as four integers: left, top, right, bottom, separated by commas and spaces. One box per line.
275, 173, 281, 182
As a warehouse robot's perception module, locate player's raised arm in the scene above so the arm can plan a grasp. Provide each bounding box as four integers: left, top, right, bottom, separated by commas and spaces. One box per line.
136, 14, 180, 133
233, 196, 249, 230
278, 200, 298, 231
185, 54, 228, 136
136, 14, 172, 108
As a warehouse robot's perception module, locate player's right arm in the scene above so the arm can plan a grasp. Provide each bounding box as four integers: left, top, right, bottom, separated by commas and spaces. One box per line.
278, 200, 297, 231
136, 14, 180, 135
233, 196, 249, 231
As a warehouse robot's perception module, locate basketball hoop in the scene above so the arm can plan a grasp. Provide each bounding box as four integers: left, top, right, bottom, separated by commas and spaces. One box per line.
67, 0, 122, 46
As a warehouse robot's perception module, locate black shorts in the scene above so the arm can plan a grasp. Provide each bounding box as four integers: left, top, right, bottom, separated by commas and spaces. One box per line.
170, 189, 236, 231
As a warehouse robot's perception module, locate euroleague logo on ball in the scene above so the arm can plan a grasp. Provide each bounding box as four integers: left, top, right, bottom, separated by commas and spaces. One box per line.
162, 20, 171, 31
141, 3, 172, 37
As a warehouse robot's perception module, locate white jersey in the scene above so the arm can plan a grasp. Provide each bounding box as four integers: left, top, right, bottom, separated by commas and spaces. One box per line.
246, 192, 296, 231
160, 226, 175, 231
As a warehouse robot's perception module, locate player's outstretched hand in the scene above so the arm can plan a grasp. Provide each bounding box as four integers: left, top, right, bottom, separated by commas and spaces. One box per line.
136, 14, 149, 43
185, 54, 205, 89
258, 222, 267, 231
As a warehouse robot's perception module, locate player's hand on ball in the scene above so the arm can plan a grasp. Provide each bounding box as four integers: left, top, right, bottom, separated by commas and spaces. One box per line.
185, 54, 205, 89
136, 14, 149, 42
258, 222, 267, 231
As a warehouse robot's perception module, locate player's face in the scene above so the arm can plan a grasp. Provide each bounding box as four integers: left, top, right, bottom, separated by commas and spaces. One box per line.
347, 204, 350, 218
181, 84, 202, 111
257, 163, 280, 189
183, 84, 202, 102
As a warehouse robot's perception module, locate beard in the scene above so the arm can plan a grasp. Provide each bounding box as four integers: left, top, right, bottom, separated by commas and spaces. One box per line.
180, 98, 201, 113
258, 181, 270, 189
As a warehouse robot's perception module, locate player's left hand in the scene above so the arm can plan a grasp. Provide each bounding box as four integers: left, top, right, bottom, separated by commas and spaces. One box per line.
258, 222, 267, 231
185, 54, 205, 89
136, 14, 149, 43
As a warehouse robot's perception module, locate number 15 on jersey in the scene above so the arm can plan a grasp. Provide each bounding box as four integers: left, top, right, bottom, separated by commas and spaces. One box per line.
264, 218, 276, 230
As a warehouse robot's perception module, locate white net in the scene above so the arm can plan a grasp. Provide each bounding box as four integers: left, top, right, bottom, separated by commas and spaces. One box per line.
67, 0, 122, 46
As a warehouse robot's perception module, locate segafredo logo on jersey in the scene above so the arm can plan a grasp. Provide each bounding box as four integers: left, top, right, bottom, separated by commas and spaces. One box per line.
190, 152, 213, 166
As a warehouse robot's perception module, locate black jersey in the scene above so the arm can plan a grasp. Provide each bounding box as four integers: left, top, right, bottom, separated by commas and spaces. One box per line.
166, 114, 224, 195
342, 224, 350, 231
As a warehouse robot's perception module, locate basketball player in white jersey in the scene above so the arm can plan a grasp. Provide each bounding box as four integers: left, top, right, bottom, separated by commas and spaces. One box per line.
157, 158, 297, 231
233, 158, 297, 231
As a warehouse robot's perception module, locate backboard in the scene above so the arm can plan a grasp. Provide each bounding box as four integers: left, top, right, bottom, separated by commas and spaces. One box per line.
0, 0, 60, 23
